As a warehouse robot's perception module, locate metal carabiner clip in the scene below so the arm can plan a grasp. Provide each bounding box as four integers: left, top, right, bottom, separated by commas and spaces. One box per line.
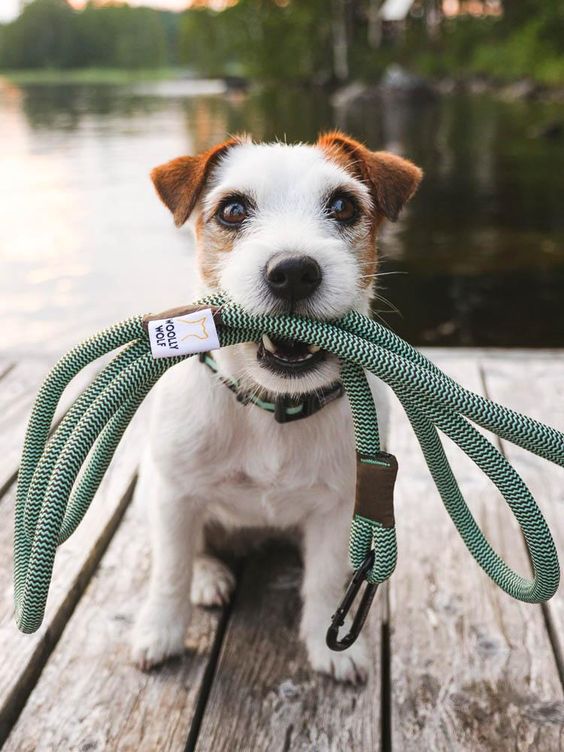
326, 550, 378, 652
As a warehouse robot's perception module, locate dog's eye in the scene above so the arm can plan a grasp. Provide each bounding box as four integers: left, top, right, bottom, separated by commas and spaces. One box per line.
326, 194, 358, 224
217, 199, 249, 227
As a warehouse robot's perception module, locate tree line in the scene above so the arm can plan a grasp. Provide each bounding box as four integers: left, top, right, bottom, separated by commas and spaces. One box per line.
0, 0, 563, 84
0, 0, 173, 69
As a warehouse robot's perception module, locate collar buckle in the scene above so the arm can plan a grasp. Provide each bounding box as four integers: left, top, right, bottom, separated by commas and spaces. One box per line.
274, 383, 344, 424
274, 395, 307, 424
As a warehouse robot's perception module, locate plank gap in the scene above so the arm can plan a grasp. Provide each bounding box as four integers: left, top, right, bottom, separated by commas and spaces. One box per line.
380, 610, 392, 752
184, 563, 241, 752
281, 722, 294, 752
0, 472, 17, 507
0, 364, 16, 383
541, 603, 564, 692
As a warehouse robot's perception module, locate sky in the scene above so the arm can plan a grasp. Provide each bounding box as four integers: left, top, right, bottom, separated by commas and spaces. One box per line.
0, 0, 191, 23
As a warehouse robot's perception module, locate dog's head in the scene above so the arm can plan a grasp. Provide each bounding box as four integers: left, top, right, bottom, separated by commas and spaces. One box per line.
151, 132, 422, 396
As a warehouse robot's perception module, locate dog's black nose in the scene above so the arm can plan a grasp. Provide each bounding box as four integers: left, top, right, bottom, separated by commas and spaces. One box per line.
265, 253, 322, 301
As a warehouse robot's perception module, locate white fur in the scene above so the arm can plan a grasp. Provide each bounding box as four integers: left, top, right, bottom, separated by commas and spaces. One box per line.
132, 141, 389, 684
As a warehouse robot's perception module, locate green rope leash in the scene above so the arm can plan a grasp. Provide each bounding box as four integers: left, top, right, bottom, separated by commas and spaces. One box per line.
14, 295, 563, 635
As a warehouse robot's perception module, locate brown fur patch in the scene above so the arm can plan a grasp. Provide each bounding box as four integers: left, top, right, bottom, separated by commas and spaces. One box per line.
150, 137, 242, 228
317, 131, 423, 222
318, 131, 422, 288
352, 220, 380, 289
360, 219, 382, 288
151, 137, 247, 287
194, 213, 235, 288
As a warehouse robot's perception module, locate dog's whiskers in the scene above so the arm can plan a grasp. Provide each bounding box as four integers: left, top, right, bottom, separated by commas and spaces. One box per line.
370, 308, 394, 328
373, 292, 402, 317
359, 271, 407, 280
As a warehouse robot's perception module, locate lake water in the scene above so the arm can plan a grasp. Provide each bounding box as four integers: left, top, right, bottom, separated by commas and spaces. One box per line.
1, 77, 563, 355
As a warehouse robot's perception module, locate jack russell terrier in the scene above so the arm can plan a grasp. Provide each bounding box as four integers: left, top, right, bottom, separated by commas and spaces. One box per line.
131, 132, 422, 683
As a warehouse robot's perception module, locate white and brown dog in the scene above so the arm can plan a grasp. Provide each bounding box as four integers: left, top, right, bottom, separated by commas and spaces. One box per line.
131, 132, 422, 683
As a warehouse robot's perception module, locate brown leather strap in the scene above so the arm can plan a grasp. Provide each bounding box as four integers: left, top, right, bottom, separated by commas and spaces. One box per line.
142, 305, 223, 333
354, 452, 398, 528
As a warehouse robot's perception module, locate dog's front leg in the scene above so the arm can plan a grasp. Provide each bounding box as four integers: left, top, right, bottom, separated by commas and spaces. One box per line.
131, 457, 202, 671
300, 502, 370, 684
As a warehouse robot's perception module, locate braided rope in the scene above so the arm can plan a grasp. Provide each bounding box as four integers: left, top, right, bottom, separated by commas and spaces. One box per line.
14, 296, 562, 633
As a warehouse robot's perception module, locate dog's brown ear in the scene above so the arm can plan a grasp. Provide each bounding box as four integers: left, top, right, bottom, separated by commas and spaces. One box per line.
151, 137, 242, 227
317, 131, 422, 222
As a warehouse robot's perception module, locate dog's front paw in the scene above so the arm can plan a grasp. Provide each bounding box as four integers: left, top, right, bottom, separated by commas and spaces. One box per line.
131, 606, 189, 671
306, 634, 370, 684
191, 556, 235, 607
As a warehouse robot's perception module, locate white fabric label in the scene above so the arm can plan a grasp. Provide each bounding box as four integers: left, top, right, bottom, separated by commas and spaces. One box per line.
147, 309, 220, 359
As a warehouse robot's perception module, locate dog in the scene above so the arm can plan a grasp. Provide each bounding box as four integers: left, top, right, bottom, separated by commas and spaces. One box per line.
131, 132, 422, 683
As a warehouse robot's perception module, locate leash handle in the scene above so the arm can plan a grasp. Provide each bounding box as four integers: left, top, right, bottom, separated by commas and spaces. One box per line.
14, 294, 561, 636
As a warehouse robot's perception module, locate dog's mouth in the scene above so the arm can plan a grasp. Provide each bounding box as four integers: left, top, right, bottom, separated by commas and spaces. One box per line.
257, 334, 325, 376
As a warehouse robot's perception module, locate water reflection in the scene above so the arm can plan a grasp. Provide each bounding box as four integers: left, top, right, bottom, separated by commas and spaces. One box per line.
0, 78, 562, 354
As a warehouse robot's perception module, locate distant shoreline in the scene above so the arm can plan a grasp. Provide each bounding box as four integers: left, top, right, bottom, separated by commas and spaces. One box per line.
0, 68, 181, 85
2, 68, 564, 104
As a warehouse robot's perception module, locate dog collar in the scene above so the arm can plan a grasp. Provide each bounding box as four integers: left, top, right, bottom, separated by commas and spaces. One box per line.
198, 352, 344, 424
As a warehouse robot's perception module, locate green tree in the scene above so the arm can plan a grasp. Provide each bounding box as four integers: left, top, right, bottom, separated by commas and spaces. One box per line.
0, 0, 171, 70
74, 4, 167, 68
178, 7, 236, 75
179, 0, 335, 82
0, 0, 77, 69
501, 0, 538, 31
114, 7, 167, 68
499, 0, 563, 51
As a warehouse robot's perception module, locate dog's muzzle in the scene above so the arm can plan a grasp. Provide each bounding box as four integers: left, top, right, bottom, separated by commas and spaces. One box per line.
259, 253, 326, 376
264, 252, 322, 302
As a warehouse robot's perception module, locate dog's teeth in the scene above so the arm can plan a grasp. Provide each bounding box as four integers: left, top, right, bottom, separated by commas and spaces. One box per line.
308, 344, 321, 353
262, 334, 276, 353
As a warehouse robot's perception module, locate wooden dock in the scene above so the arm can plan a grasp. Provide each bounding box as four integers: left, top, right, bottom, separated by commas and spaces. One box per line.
0, 350, 563, 751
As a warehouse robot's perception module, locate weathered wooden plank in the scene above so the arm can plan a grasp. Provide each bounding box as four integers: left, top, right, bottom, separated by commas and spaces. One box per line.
482, 356, 564, 678
3, 350, 563, 751
4, 489, 224, 752
194, 543, 384, 752
0, 357, 102, 499
389, 356, 564, 751
0, 406, 146, 746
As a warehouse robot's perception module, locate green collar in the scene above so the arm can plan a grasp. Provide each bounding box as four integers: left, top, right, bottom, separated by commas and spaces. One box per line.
199, 352, 344, 424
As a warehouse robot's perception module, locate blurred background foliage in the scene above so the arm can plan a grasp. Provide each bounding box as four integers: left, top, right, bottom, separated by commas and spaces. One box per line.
0, 0, 563, 84
1, 1, 563, 348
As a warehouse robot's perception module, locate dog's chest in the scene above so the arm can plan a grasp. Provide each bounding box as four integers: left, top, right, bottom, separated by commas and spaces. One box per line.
150, 359, 356, 527
205, 405, 355, 527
